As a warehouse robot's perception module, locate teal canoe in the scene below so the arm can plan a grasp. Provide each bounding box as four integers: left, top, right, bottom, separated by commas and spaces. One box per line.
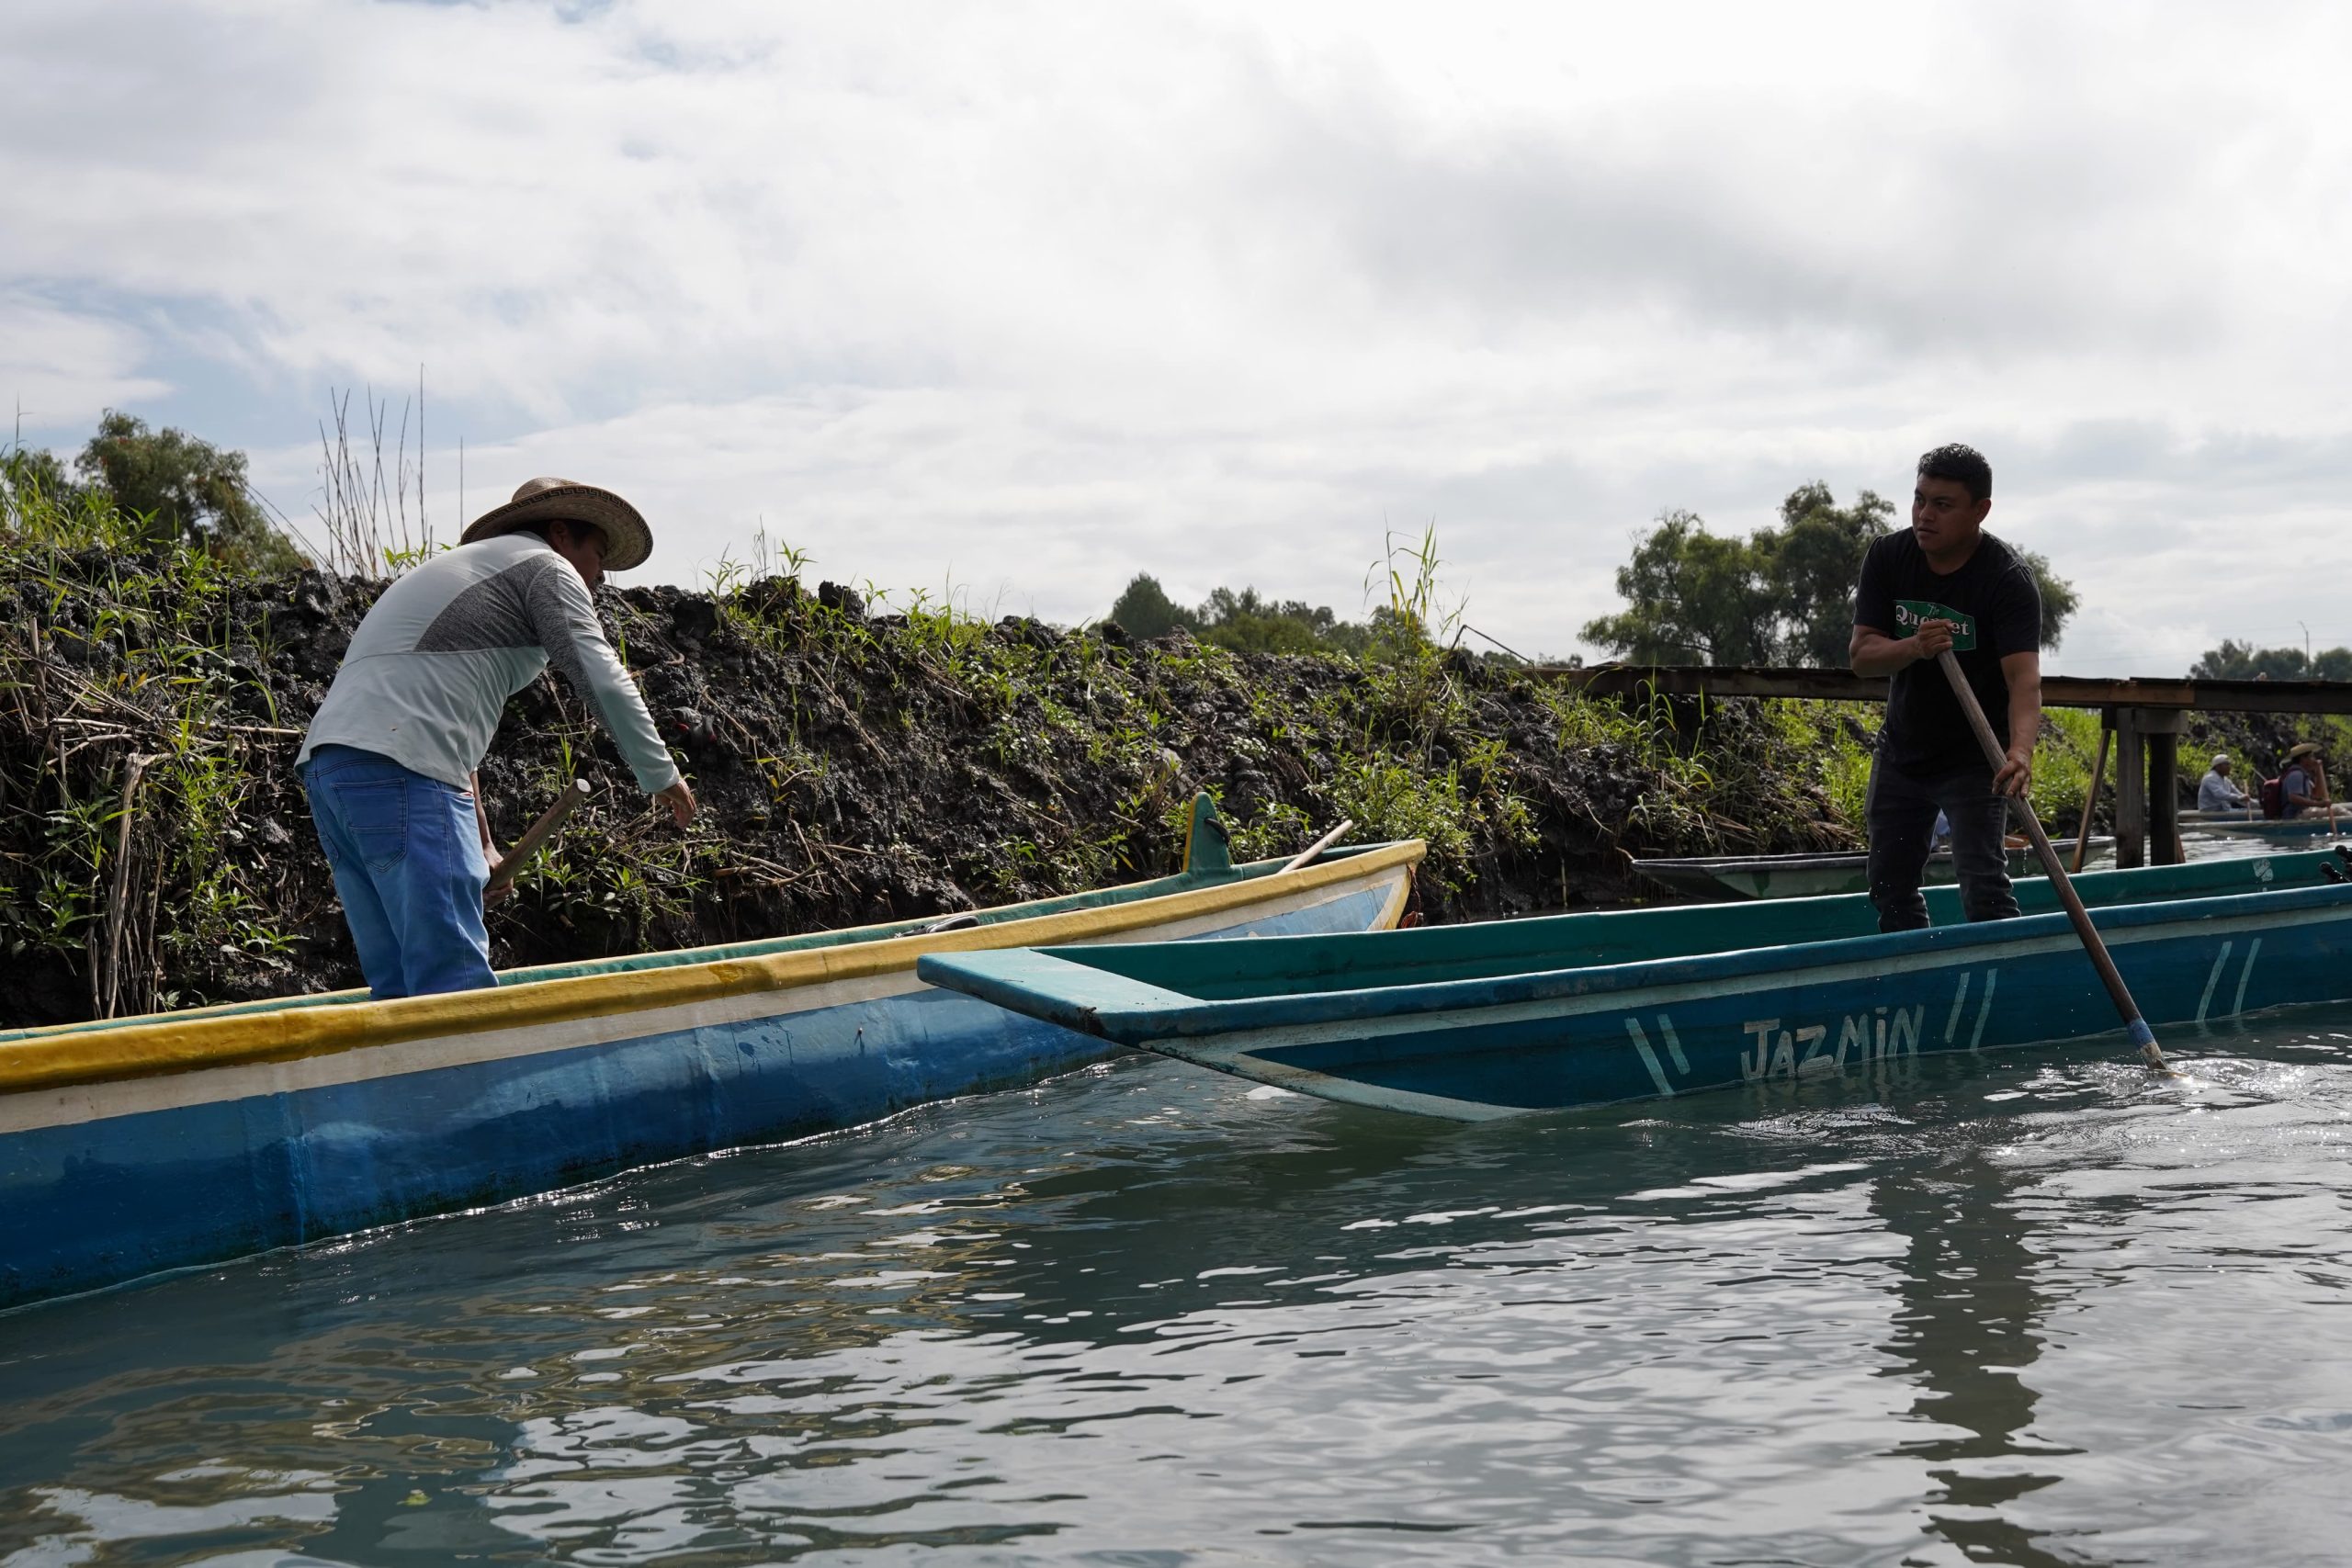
919, 848, 2352, 1122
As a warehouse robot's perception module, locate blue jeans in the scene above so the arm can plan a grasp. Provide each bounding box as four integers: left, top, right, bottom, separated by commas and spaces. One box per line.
1866, 753, 2019, 933
302, 745, 496, 999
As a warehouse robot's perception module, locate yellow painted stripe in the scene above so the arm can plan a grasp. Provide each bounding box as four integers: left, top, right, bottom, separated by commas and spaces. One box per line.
0, 843, 1422, 1096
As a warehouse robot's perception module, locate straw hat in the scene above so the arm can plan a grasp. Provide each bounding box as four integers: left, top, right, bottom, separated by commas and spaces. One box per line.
459, 477, 652, 571
2286, 742, 2324, 762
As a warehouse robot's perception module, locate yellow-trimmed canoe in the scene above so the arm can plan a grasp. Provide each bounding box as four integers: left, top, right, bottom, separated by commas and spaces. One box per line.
0, 797, 1420, 1310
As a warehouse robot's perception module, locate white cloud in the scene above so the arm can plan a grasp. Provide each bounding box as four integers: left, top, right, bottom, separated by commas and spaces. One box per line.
6, 0, 2352, 669
0, 293, 170, 433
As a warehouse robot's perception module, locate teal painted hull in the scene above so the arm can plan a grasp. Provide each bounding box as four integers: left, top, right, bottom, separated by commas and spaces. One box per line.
920, 851, 2352, 1122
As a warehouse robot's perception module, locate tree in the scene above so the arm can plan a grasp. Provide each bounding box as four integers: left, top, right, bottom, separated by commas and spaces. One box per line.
1579, 509, 1779, 664
1581, 483, 2079, 665
75, 411, 302, 570
2190, 639, 2352, 681
1106, 573, 1197, 638
1756, 482, 1896, 667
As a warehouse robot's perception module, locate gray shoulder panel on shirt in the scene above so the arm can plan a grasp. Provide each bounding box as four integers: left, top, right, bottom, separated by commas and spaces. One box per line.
413, 557, 560, 655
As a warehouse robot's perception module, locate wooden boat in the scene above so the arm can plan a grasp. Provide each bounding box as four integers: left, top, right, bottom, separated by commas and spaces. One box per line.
1633, 838, 2111, 901
2186, 815, 2346, 840
919, 849, 2350, 1123
0, 796, 1421, 1309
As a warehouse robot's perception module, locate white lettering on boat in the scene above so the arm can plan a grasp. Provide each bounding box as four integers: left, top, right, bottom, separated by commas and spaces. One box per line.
1741, 1005, 1925, 1081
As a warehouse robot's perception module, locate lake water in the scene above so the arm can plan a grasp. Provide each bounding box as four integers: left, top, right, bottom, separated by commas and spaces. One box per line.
6, 1002, 2352, 1566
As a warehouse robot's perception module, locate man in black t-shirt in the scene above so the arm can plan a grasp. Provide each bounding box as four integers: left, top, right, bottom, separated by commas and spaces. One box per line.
1849, 444, 2042, 932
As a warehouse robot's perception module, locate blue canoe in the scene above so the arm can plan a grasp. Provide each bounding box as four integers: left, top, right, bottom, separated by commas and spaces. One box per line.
0, 798, 1420, 1310
919, 850, 2352, 1122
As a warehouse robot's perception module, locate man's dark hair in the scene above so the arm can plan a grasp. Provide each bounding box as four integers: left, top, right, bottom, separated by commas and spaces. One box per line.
1917, 444, 1992, 502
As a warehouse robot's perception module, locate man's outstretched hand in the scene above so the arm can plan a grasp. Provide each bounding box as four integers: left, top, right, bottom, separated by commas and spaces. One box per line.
656, 778, 698, 828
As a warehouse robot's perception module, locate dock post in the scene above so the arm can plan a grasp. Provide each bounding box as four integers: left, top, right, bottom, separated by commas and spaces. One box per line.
2113, 708, 2145, 869
2140, 708, 2188, 864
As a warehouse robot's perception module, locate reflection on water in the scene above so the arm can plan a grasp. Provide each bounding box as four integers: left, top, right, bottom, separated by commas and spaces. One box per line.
6, 1010, 2352, 1565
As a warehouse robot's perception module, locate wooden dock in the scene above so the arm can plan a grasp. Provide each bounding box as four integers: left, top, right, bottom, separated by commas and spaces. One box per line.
1543, 664, 2352, 870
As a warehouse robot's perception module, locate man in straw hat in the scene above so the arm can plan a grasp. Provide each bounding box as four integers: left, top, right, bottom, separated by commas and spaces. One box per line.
2279, 742, 2331, 818
298, 477, 696, 998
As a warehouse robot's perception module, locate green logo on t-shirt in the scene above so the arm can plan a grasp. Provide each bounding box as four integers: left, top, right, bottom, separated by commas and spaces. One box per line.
1894, 599, 1977, 651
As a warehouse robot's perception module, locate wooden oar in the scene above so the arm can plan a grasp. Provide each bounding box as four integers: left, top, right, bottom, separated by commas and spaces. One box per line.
486, 778, 591, 893
1937, 652, 2169, 1072
2071, 725, 2109, 874
1281, 818, 1357, 874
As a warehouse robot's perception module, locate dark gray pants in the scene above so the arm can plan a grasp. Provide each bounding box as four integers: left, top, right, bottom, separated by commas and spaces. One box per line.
1865, 753, 2019, 932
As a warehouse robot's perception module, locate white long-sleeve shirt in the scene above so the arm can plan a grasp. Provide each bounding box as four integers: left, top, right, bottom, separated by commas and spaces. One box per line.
2198, 770, 2249, 811
299, 533, 680, 793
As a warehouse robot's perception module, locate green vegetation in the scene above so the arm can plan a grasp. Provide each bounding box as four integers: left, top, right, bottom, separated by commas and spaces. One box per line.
18, 411, 306, 573
26, 425, 2296, 1032
0, 445, 310, 1018
2190, 640, 2352, 682
1581, 482, 2079, 665
1107, 572, 1385, 656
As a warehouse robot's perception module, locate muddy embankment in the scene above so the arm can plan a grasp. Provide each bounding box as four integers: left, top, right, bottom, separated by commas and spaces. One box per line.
0, 543, 1875, 1026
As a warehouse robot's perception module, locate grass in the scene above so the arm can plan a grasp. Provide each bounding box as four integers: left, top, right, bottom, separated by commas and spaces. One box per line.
0, 450, 311, 1015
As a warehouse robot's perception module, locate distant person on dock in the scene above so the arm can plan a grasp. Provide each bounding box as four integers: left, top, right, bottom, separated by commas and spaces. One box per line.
2199, 754, 2251, 813
2279, 743, 2331, 818
1849, 444, 2041, 933
298, 478, 697, 999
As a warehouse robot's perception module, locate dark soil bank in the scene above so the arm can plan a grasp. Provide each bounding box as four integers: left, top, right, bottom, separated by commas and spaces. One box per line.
1, 547, 1868, 1026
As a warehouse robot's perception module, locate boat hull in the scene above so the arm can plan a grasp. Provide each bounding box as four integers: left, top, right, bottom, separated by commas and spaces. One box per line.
919, 852, 2352, 1122
2191, 817, 2344, 840
1197, 889, 2351, 1120
1634, 840, 2109, 901
1, 846, 1417, 1310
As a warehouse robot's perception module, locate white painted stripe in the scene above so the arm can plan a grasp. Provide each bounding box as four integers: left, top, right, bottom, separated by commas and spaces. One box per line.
1969, 968, 1998, 1051
0, 867, 1409, 1136
1657, 1015, 1690, 1074
1944, 970, 1973, 1043
1623, 1020, 1676, 1097
2233, 937, 2263, 1016
2196, 942, 2234, 1024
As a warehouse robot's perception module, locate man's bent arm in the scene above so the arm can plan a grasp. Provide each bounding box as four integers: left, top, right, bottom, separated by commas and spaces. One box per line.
1850, 620, 1952, 677
1995, 650, 2041, 797
521, 563, 682, 795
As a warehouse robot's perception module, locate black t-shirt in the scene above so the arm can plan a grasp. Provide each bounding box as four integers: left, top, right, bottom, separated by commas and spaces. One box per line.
1854, 528, 2041, 777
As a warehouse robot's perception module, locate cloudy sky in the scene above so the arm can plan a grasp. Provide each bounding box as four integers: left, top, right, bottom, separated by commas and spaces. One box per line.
5, 0, 2349, 671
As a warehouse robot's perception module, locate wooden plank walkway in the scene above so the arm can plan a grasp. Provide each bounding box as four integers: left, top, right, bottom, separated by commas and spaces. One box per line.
1543, 664, 2352, 716
1540, 663, 2352, 871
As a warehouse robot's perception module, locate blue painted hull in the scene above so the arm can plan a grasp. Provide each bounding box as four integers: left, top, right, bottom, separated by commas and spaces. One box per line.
1, 867, 1408, 1310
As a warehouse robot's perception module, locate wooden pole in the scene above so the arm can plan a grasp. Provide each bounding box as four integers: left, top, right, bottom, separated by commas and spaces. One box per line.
2114, 709, 2145, 870
1281, 818, 1356, 874
2071, 722, 2110, 874
1937, 653, 2167, 1071
486, 779, 591, 893
2148, 728, 2180, 866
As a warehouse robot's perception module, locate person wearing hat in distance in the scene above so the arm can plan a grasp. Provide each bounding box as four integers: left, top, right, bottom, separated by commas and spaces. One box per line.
298, 478, 697, 999
1849, 444, 2041, 933
2198, 753, 2251, 813
2279, 742, 2332, 818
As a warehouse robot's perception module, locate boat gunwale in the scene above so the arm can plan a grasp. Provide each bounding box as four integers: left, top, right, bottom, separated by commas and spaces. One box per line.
0, 841, 1424, 1096
1634, 838, 2106, 877
929, 876, 2352, 1044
